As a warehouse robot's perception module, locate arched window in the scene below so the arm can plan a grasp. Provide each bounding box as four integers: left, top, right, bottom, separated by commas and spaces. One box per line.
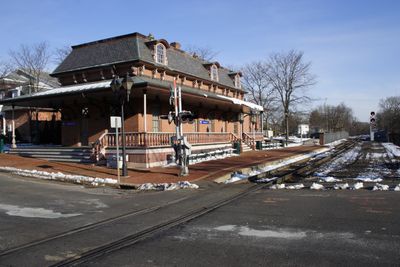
210, 64, 219, 81
234, 74, 241, 89
155, 43, 167, 65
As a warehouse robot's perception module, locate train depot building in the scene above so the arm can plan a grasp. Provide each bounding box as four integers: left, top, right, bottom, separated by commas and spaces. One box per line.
0, 32, 263, 168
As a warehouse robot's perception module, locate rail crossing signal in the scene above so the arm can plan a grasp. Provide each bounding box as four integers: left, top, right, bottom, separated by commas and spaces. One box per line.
160, 81, 193, 176
370, 111, 376, 141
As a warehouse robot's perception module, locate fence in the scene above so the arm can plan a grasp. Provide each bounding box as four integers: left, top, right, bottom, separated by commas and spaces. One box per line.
319, 131, 349, 145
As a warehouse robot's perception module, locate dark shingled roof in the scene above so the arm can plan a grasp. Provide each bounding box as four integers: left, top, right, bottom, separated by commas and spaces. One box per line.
52, 32, 242, 91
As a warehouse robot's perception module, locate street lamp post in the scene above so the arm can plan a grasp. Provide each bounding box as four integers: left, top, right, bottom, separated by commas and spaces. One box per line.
110, 73, 134, 177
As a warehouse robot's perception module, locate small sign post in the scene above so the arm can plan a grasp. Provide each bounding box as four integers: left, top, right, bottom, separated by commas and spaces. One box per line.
110, 116, 122, 184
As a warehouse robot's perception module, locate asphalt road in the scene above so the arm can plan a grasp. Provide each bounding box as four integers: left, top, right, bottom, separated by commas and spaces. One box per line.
85, 189, 400, 267
0, 171, 191, 252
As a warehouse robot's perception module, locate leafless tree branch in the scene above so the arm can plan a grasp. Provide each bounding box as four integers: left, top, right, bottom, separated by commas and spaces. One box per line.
9, 42, 51, 93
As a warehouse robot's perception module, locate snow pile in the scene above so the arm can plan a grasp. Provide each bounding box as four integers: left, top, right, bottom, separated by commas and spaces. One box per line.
372, 183, 389, 191
286, 184, 305, 190
394, 185, 400, 191
310, 183, 324, 190
350, 182, 364, 190
318, 176, 342, 183
356, 177, 383, 183
270, 184, 286, 189
255, 177, 278, 183
137, 181, 199, 191
334, 183, 349, 190
224, 172, 248, 184
382, 143, 400, 157
0, 166, 116, 186
325, 139, 346, 148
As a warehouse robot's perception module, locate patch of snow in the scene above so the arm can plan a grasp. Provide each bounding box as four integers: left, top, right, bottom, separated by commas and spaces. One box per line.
0, 166, 116, 186
0, 204, 81, 219
333, 183, 349, 190
255, 177, 278, 183
394, 184, 400, 191
224, 172, 248, 184
325, 139, 346, 148
214, 225, 306, 239
382, 142, 400, 157
270, 184, 286, 189
350, 182, 364, 190
252, 148, 331, 175
372, 183, 389, 191
137, 181, 199, 191
286, 184, 305, 190
314, 145, 361, 177
310, 182, 324, 190
356, 177, 383, 183
319, 176, 342, 183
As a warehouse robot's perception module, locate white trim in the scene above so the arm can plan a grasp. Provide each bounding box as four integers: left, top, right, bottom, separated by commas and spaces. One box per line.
215, 94, 263, 112
28, 80, 111, 97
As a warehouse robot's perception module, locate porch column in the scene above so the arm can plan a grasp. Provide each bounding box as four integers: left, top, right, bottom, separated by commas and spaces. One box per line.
11, 105, 16, 148
1, 114, 5, 135
260, 111, 264, 134
143, 89, 147, 132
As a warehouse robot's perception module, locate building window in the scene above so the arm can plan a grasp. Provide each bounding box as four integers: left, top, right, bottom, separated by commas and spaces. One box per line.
234, 74, 241, 89
210, 64, 219, 81
152, 101, 161, 132
155, 43, 167, 65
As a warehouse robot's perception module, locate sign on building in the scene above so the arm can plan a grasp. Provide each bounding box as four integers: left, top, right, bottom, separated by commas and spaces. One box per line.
110, 116, 122, 128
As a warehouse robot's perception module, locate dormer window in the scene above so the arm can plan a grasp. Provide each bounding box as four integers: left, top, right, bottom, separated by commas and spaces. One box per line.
234, 74, 241, 89
155, 43, 167, 65
210, 64, 219, 81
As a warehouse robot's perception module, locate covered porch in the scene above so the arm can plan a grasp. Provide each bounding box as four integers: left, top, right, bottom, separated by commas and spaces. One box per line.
0, 77, 264, 168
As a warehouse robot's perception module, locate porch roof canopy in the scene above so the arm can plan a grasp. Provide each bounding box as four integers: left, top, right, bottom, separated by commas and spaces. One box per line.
0, 77, 263, 113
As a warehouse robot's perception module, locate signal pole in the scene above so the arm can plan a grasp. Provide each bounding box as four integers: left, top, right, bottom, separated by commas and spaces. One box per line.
169, 78, 191, 176
370, 111, 376, 141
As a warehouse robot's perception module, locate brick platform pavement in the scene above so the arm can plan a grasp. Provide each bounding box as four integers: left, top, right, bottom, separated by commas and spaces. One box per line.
0, 145, 325, 186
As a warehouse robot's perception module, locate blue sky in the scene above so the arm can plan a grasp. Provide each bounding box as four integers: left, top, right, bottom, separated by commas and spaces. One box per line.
1, 0, 399, 121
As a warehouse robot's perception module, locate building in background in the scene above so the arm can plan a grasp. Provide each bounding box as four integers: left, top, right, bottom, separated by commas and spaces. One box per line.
0, 32, 263, 168
0, 69, 60, 143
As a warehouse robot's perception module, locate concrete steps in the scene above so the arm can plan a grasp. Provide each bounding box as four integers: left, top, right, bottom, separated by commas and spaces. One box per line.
8, 146, 94, 164
241, 143, 253, 152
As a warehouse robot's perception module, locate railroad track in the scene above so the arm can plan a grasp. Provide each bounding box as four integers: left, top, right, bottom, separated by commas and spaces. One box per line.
249, 138, 360, 184
0, 196, 191, 258
0, 140, 359, 266
50, 184, 265, 266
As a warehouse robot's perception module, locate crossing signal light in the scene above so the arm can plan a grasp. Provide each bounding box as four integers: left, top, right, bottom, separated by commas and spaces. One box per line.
370, 111, 376, 124
180, 111, 197, 124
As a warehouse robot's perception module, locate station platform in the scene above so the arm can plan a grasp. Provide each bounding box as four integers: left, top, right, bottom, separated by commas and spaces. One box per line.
0, 145, 326, 186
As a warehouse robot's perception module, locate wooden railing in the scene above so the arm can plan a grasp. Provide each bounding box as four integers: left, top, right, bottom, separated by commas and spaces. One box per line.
242, 132, 264, 149
92, 131, 239, 162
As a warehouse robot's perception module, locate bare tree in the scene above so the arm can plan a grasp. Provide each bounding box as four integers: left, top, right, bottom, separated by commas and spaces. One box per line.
186, 45, 219, 61
241, 61, 278, 130
54, 45, 72, 64
377, 96, 400, 144
309, 103, 354, 133
9, 42, 51, 93
265, 50, 315, 142
0, 60, 11, 79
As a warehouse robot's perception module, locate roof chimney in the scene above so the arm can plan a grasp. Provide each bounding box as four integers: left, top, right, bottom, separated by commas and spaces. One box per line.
170, 42, 181, 50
